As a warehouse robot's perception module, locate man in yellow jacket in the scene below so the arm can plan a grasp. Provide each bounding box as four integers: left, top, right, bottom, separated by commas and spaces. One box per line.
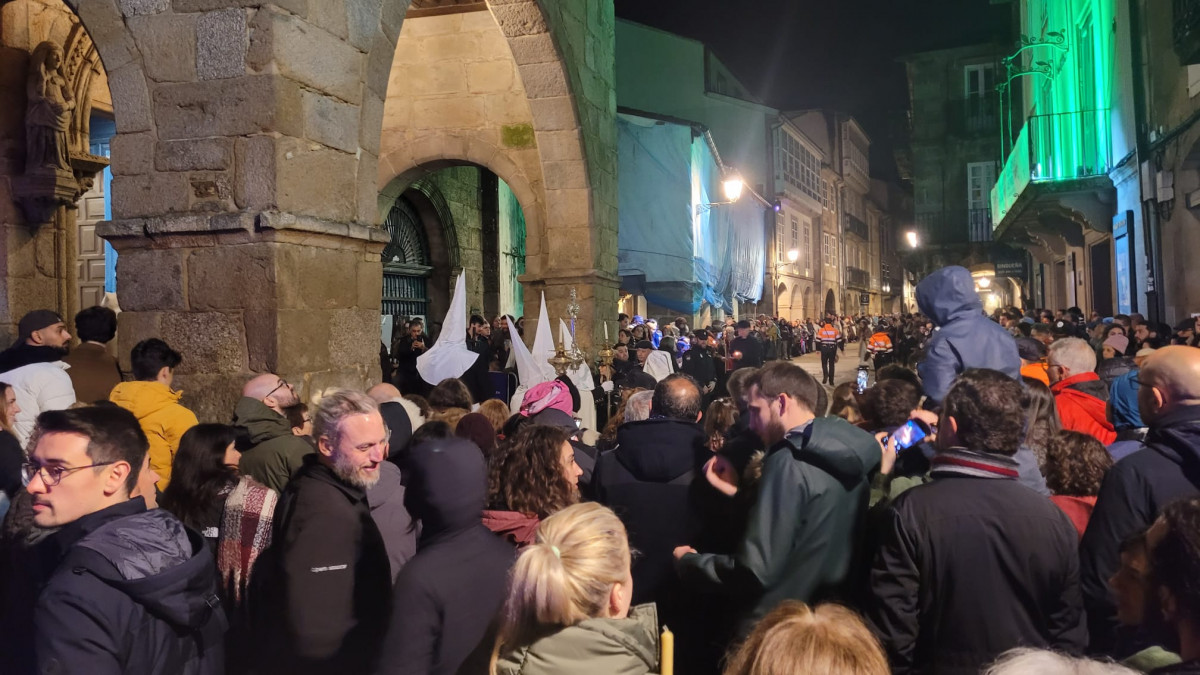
110, 338, 198, 490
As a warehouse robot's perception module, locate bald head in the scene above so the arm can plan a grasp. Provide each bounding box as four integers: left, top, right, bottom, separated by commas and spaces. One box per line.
650, 373, 703, 422
1141, 346, 1200, 414
367, 382, 402, 404
243, 373, 299, 413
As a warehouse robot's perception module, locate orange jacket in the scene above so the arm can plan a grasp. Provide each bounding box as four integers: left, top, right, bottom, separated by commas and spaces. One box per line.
868, 332, 893, 354
1021, 362, 1050, 386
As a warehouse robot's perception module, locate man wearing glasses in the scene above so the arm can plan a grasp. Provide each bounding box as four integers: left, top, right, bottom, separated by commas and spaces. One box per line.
18, 406, 225, 673
254, 389, 392, 674
233, 372, 308, 493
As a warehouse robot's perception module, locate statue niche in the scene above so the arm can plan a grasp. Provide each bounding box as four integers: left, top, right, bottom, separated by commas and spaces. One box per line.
15, 30, 108, 226
25, 41, 75, 175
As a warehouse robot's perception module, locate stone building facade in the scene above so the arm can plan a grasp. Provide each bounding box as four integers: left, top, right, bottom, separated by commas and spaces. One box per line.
0, 0, 618, 421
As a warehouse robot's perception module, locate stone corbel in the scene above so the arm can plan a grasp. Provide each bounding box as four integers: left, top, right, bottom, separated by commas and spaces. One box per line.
14, 151, 109, 226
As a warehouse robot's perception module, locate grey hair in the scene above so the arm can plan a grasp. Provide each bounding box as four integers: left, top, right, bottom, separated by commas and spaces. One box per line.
1048, 337, 1098, 375
984, 648, 1138, 675
313, 388, 379, 448
623, 390, 654, 423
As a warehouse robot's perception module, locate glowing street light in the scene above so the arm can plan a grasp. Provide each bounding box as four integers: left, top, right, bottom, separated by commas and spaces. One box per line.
978, 276, 992, 288
722, 177, 745, 202
905, 230, 919, 248
786, 248, 799, 263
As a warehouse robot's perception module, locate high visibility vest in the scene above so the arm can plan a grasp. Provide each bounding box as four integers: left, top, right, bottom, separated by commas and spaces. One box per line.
868, 332, 893, 354
818, 325, 839, 346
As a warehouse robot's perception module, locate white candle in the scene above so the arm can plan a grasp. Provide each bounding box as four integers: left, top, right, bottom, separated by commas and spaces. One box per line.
604, 320, 609, 343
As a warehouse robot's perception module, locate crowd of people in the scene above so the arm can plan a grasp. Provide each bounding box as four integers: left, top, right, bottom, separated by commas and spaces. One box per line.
1, 263, 1200, 674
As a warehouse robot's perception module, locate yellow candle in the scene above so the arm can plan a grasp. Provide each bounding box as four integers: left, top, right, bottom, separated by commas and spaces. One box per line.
660, 625, 674, 675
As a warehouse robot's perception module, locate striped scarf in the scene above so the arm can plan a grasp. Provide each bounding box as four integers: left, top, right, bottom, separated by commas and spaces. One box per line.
930, 446, 1019, 480
216, 476, 277, 605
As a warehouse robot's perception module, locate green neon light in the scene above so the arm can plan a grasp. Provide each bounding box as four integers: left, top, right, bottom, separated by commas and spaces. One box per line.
990, 0, 1116, 229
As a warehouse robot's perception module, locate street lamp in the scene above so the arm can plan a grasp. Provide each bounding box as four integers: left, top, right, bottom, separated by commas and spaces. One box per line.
978, 276, 992, 289
786, 248, 799, 264
722, 177, 745, 202
905, 230, 919, 249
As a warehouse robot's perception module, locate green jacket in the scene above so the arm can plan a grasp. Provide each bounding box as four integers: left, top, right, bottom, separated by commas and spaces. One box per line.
495, 604, 660, 675
676, 416, 881, 633
232, 396, 313, 493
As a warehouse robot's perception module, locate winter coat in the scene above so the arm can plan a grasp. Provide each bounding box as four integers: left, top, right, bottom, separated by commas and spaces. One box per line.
868, 475, 1086, 675
676, 416, 880, 634
367, 461, 417, 582
915, 266, 1021, 404
1052, 372, 1117, 445
254, 455, 392, 674
729, 335, 764, 369
34, 498, 227, 675
379, 437, 515, 675
494, 603, 661, 675
232, 397, 314, 493
482, 509, 541, 547
62, 342, 122, 404
110, 380, 199, 489
1098, 355, 1137, 386
1081, 403, 1200, 654
593, 419, 709, 612
0, 429, 21, 499
0, 344, 75, 446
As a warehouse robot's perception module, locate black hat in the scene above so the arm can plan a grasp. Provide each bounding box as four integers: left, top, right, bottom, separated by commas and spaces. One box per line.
1051, 319, 1073, 336
736, 319, 752, 330
1175, 317, 1196, 333
634, 340, 654, 350
1015, 337, 1047, 362
18, 310, 63, 342
694, 329, 709, 340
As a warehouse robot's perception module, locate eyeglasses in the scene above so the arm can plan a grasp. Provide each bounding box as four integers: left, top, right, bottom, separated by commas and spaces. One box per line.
23, 460, 116, 487
265, 379, 290, 399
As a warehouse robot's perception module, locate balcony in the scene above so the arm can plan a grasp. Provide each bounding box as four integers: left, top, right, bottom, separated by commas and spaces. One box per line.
1176, 0, 1200, 65
846, 266, 871, 291
990, 109, 1113, 235
914, 209, 993, 245
846, 214, 869, 240
947, 95, 1000, 138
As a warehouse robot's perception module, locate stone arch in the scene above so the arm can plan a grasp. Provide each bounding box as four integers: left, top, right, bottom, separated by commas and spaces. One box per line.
825, 288, 836, 316
790, 285, 801, 320
775, 281, 788, 316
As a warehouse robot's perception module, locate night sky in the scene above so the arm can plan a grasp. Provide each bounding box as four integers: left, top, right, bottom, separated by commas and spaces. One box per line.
614, 0, 1012, 179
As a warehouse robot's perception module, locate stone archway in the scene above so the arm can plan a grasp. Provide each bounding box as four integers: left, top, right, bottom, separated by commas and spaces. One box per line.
825, 288, 836, 317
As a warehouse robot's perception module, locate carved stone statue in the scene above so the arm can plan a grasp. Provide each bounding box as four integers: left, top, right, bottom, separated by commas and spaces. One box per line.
25, 41, 75, 174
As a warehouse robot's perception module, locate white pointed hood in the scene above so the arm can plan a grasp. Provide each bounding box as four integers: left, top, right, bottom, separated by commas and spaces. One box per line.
416, 271, 478, 385
509, 317, 551, 388
559, 319, 594, 391
530, 292, 556, 379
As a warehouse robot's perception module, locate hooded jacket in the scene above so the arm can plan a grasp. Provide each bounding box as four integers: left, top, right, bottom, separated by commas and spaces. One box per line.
494, 603, 661, 675
1081, 404, 1200, 654
1052, 372, 1117, 445
254, 455, 392, 674
34, 498, 227, 675
379, 437, 515, 675
915, 267, 1021, 404
110, 380, 199, 489
0, 344, 75, 446
593, 419, 709, 613
676, 416, 881, 634
232, 397, 313, 493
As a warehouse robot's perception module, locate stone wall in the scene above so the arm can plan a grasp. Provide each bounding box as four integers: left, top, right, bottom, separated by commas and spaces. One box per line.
426, 165, 485, 311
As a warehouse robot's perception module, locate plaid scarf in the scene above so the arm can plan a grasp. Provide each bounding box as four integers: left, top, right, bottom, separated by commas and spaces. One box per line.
217, 476, 277, 605
930, 446, 1020, 480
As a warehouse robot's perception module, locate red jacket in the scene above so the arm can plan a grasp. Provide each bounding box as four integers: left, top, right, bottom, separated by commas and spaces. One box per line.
1050, 495, 1098, 539
1051, 372, 1117, 445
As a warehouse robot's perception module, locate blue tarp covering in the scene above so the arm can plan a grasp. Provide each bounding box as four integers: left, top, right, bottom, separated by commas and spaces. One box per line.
618, 114, 764, 314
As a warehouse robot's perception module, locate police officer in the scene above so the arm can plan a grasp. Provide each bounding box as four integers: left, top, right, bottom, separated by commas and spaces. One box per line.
817, 318, 842, 385
730, 320, 764, 370
682, 329, 717, 399
866, 322, 895, 373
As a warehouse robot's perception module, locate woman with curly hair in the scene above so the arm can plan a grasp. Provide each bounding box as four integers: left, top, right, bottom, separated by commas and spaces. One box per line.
484, 424, 582, 546
1044, 429, 1113, 537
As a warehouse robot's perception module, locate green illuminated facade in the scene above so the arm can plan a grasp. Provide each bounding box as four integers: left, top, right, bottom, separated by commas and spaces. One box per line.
991, 0, 1119, 225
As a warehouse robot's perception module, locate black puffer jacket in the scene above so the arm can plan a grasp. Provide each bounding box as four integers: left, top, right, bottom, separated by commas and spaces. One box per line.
33, 498, 227, 675
254, 455, 392, 674
1081, 404, 1200, 654
379, 437, 515, 675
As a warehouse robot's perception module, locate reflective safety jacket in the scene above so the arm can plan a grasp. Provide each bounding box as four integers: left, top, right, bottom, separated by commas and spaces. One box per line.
868, 332, 894, 356
817, 325, 840, 350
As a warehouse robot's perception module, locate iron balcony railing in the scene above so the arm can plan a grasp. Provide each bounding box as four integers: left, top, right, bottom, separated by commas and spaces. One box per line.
990, 108, 1113, 227
846, 214, 869, 240
913, 208, 994, 245
947, 95, 1000, 138
846, 266, 871, 291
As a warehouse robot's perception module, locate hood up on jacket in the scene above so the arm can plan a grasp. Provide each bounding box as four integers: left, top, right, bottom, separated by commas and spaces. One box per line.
74, 508, 222, 631
788, 416, 881, 486
404, 436, 488, 542
613, 418, 707, 483
916, 266, 983, 328
232, 396, 292, 445
109, 380, 185, 420
1110, 370, 1145, 429
0, 344, 67, 373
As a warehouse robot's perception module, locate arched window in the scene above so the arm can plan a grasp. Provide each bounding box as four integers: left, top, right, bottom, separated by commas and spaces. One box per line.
382, 197, 433, 320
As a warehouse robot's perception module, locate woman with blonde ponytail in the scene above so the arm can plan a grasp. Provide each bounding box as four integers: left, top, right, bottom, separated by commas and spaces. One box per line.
491, 502, 661, 675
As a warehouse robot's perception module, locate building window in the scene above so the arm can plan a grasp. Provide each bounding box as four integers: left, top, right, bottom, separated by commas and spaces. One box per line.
778, 129, 823, 203
964, 63, 996, 99
803, 220, 813, 271
967, 161, 996, 211
823, 233, 837, 267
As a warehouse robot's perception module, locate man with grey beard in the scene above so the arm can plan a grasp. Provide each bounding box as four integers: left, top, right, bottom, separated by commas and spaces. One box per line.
253, 389, 393, 675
